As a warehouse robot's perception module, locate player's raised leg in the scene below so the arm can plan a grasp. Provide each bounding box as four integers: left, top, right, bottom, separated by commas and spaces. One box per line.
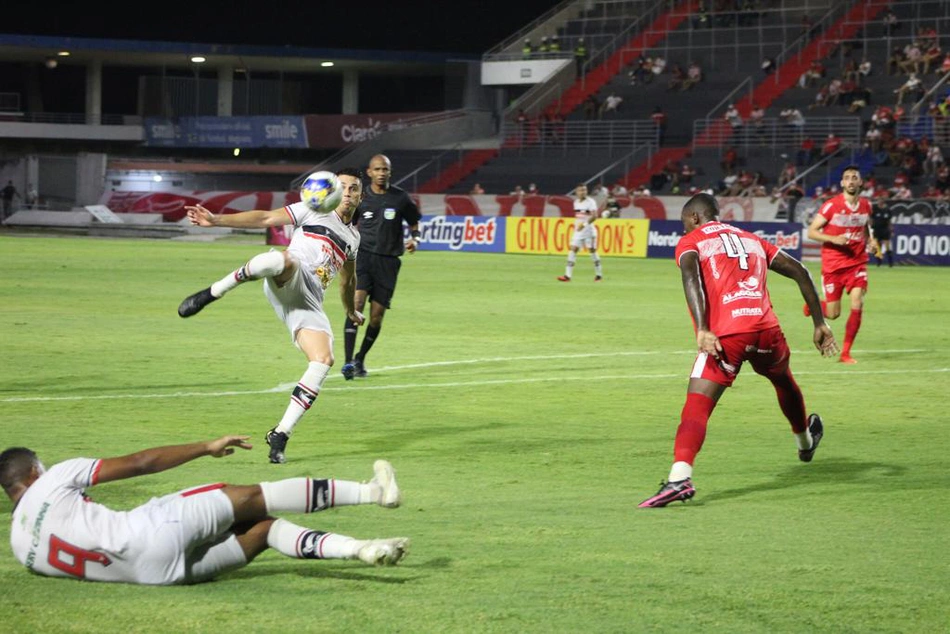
179, 251, 288, 317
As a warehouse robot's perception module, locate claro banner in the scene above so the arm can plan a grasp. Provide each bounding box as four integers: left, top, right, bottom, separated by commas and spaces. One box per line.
504, 217, 649, 257
646, 220, 803, 260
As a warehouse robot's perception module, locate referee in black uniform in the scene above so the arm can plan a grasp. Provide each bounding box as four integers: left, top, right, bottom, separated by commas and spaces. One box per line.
342, 154, 422, 380
870, 196, 895, 267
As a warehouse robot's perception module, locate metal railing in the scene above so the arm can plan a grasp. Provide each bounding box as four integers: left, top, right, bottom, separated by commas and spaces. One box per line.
911, 71, 950, 124
393, 145, 465, 194
502, 119, 658, 155
483, 0, 578, 58
580, 0, 669, 85
692, 116, 863, 152
702, 76, 754, 128
578, 143, 654, 193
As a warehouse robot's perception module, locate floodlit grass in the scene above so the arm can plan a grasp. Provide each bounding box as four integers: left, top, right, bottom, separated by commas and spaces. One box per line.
1, 234, 948, 633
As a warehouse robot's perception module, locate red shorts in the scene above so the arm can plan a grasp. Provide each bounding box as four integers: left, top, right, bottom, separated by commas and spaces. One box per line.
690, 327, 791, 387
821, 264, 868, 302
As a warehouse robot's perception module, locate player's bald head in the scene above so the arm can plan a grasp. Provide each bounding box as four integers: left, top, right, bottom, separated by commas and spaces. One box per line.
368, 154, 391, 169
682, 193, 719, 223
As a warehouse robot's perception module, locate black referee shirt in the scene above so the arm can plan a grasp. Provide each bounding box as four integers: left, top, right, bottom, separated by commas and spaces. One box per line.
355, 184, 422, 256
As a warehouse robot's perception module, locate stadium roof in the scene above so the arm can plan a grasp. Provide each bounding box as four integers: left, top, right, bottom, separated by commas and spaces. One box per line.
0, 33, 477, 74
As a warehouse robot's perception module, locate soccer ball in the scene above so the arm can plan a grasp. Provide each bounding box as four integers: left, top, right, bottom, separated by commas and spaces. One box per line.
299, 171, 343, 213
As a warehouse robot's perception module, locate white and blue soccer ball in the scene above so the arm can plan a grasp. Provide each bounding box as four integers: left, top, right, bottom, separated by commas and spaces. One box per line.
299, 170, 343, 213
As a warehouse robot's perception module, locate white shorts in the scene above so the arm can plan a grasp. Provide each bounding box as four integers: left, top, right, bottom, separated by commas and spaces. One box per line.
263, 266, 333, 348
126, 485, 244, 585
571, 225, 598, 250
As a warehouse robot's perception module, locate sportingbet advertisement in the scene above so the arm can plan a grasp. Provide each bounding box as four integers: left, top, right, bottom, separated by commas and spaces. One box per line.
409, 216, 505, 253
646, 221, 803, 260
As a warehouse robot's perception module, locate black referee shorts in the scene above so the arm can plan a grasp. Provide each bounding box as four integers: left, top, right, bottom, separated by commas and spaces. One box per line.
356, 252, 402, 308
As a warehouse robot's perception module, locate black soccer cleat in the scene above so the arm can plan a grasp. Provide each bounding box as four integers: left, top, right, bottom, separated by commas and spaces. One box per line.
798, 413, 824, 463
638, 478, 696, 508
265, 427, 289, 464
353, 358, 368, 379
178, 287, 218, 318
341, 362, 356, 381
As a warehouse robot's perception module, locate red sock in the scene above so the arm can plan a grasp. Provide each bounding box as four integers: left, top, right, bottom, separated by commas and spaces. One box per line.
842, 308, 863, 355
673, 393, 716, 465
768, 370, 807, 433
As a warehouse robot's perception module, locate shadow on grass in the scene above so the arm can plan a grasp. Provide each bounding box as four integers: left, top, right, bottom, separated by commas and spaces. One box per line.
223, 557, 452, 583
699, 458, 907, 505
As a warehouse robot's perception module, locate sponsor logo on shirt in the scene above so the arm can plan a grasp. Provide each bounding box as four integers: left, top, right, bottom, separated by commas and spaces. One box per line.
730, 307, 764, 318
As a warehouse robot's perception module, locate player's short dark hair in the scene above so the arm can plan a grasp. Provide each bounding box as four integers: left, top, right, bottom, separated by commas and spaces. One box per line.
336, 167, 362, 180
0, 447, 37, 491
842, 164, 862, 176
683, 192, 719, 221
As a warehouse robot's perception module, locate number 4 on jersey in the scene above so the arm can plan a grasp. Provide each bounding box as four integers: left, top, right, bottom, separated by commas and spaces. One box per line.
720, 233, 749, 270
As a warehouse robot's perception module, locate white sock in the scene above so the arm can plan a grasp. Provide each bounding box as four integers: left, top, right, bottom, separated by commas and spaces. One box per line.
668, 461, 693, 482
794, 429, 814, 451
275, 361, 330, 435
592, 255, 602, 276
259, 478, 378, 514
267, 518, 361, 559
565, 251, 577, 278
210, 251, 285, 297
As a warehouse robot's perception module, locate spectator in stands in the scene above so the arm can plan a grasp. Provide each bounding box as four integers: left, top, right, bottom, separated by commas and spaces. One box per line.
720, 146, 739, 174
924, 142, 945, 175
522, 39, 533, 59
922, 41, 943, 74
583, 95, 600, 120
510, 185, 525, 197
781, 107, 806, 131
891, 183, 913, 200
527, 183, 539, 195
921, 184, 943, 199
651, 106, 668, 145
550, 35, 561, 53
612, 182, 629, 197
651, 55, 667, 80
667, 64, 686, 91
600, 93, 623, 117
811, 84, 831, 110
872, 104, 895, 130
749, 103, 766, 142
777, 162, 797, 188
538, 37, 549, 55
895, 73, 923, 106
761, 56, 776, 76
865, 125, 883, 154
843, 59, 859, 83
858, 58, 872, 82
601, 192, 621, 218
681, 61, 703, 90
838, 77, 857, 107
900, 43, 923, 75
936, 53, 950, 78
724, 104, 743, 130
882, 9, 900, 37
822, 134, 842, 158
800, 60, 824, 87
826, 78, 843, 106
797, 136, 817, 166
469, 183, 485, 195
693, 3, 711, 29
574, 38, 587, 75
848, 87, 871, 114
887, 48, 905, 76
936, 164, 950, 190
679, 163, 697, 187
631, 54, 653, 84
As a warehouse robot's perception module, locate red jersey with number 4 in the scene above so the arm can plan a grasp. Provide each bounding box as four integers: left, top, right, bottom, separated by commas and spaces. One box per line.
675, 221, 781, 337
816, 194, 871, 272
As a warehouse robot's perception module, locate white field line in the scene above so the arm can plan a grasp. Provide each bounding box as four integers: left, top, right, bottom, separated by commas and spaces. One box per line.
0, 349, 941, 403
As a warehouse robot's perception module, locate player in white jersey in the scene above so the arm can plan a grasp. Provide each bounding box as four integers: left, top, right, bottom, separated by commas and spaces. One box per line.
177, 168, 365, 464
557, 183, 604, 282
1, 435, 407, 585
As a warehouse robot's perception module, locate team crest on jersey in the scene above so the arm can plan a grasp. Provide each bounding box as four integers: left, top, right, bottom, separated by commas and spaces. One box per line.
384, 208, 397, 220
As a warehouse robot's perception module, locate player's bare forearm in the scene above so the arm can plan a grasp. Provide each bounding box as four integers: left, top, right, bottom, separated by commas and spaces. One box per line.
95, 437, 252, 484
679, 253, 708, 331
189, 206, 288, 229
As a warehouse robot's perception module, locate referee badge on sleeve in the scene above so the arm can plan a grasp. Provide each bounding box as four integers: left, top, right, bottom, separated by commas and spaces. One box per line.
384, 208, 397, 220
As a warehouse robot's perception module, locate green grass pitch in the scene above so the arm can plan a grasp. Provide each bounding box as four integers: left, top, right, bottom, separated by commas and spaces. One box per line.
1, 235, 948, 633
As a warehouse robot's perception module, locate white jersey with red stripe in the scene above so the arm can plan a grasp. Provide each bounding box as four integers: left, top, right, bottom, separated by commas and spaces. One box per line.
10, 458, 234, 585
283, 202, 360, 289
11, 458, 149, 583
573, 196, 598, 234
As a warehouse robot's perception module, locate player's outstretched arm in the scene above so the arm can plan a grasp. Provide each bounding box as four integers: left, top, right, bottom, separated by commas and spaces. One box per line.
185, 204, 291, 229
95, 436, 253, 484
769, 251, 839, 357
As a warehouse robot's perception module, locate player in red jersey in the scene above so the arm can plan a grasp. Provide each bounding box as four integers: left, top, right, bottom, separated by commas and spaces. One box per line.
639, 193, 839, 508
805, 165, 878, 363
